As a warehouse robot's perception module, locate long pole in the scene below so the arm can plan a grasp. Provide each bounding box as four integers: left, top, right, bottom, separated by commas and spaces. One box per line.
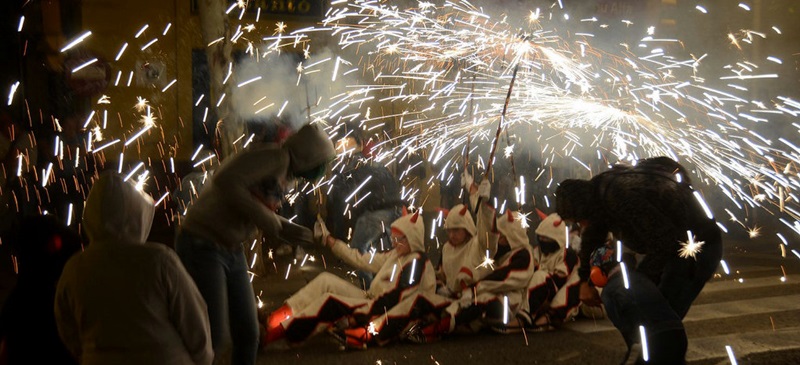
475, 63, 520, 213
485, 63, 520, 179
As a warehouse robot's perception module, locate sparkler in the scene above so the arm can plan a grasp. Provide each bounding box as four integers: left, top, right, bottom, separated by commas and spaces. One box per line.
6, 6, 800, 350
678, 230, 705, 259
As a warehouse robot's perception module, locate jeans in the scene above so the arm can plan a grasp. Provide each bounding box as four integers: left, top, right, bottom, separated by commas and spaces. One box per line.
602, 271, 687, 365
349, 208, 400, 289
176, 231, 259, 365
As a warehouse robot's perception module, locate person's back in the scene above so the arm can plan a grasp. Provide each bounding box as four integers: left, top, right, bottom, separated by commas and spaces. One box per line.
55, 172, 212, 365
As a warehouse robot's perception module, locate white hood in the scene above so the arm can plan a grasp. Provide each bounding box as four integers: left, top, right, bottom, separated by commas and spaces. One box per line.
444, 204, 477, 237
495, 210, 529, 250
83, 171, 155, 245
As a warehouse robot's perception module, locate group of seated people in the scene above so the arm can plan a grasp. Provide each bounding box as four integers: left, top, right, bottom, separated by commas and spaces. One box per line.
260, 172, 584, 350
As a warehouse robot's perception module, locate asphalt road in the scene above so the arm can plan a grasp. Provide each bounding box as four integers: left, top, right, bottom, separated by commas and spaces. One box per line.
252, 239, 800, 365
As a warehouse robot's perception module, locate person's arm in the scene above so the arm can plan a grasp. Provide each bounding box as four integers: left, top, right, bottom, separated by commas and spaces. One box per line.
368, 253, 428, 316
54, 263, 82, 362
161, 249, 213, 365
577, 222, 607, 307
327, 237, 387, 273
474, 200, 499, 259
472, 249, 532, 295
213, 148, 289, 239
277, 216, 314, 246
577, 221, 608, 282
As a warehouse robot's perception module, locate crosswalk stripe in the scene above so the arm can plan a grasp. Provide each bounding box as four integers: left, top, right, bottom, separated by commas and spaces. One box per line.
702, 275, 794, 293
563, 294, 800, 334
687, 327, 800, 362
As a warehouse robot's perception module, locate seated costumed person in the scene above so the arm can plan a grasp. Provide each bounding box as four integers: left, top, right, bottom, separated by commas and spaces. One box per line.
262, 210, 435, 350
522, 211, 582, 331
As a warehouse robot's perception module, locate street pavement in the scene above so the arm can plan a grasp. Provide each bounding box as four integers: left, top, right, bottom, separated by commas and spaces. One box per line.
0, 233, 797, 364
252, 239, 800, 365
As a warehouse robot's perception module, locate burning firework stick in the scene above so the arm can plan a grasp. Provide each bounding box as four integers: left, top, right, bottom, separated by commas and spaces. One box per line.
485, 62, 520, 179
476, 62, 521, 212
463, 73, 475, 208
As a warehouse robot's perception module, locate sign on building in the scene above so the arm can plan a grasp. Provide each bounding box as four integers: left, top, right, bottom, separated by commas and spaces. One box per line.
247, 0, 326, 19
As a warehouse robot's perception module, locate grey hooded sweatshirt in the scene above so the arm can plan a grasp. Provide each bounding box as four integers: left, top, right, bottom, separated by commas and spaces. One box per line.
181, 123, 335, 249
55, 172, 213, 365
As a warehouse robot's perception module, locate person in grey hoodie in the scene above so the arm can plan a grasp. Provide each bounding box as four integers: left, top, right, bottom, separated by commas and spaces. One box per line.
55, 171, 213, 365
177, 123, 335, 365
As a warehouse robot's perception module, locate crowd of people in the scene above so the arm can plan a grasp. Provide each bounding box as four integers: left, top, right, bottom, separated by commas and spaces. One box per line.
0, 110, 723, 365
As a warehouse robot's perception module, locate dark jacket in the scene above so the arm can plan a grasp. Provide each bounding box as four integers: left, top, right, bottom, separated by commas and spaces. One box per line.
557, 157, 721, 284
326, 157, 403, 239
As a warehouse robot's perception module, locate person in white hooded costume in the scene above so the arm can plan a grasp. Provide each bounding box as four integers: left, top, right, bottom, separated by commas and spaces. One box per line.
523, 211, 582, 330
262, 210, 436, 350
406, 209, 534, 342
55, 171, 213, 365
177, 123, 335, 364
437, 177, 497, 298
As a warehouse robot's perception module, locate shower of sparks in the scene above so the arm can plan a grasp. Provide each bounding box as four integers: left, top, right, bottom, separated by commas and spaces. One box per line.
7, 81, 20, 105
4, 0, 800, 301
477, 249, 495, 270
620, 261, 630, 289
678, 230, 705, 259
134, 97, 148, 112
60, 31, 92, 52
726, 345, 739, 365
639, 326, 650, 362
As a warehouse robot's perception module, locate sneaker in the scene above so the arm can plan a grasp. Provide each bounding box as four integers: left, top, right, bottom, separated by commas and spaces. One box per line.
525, 313, 556, 333
489, 310, 531, 334
327, 327, 369, 351
404, 323, 431, 344
489, 324, 524, 334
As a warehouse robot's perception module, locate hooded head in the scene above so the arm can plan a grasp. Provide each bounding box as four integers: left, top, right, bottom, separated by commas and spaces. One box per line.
495, 210, 528, 249
555, 179, 594, 221
535, 212, 569, 253
390, 210, 425, 254
444, 204, 477, 237
83, 171, 155, 245
283, 123, 335, 180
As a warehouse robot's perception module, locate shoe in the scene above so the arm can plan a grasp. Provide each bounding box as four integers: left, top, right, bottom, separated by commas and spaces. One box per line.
525, 312, 556, 333
404, 323, 431, 344
404, 315, 452, 343
490, 324, 524, 334
328, 327, 369, 351
263, 305, 292, 345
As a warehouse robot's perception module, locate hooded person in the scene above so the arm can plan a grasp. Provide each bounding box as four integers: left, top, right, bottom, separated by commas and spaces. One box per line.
523, 211, 582, 331
465, 210, 535, 332
54, 171, 212, 365
325, 122, 404, 289
261, 210, 435, 350
176, 123, 334, 364
438, 198, 498, 298
555, 156, 722, 320
410, 209, 534, 342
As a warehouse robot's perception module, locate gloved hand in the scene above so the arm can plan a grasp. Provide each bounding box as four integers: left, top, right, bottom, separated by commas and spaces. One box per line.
461, 171, 474, 190
454, 271, 472, 289
458, 287, 475, 308
436, 285, 455, 298
313, 215, 331, 247
478, 179, 491, 200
